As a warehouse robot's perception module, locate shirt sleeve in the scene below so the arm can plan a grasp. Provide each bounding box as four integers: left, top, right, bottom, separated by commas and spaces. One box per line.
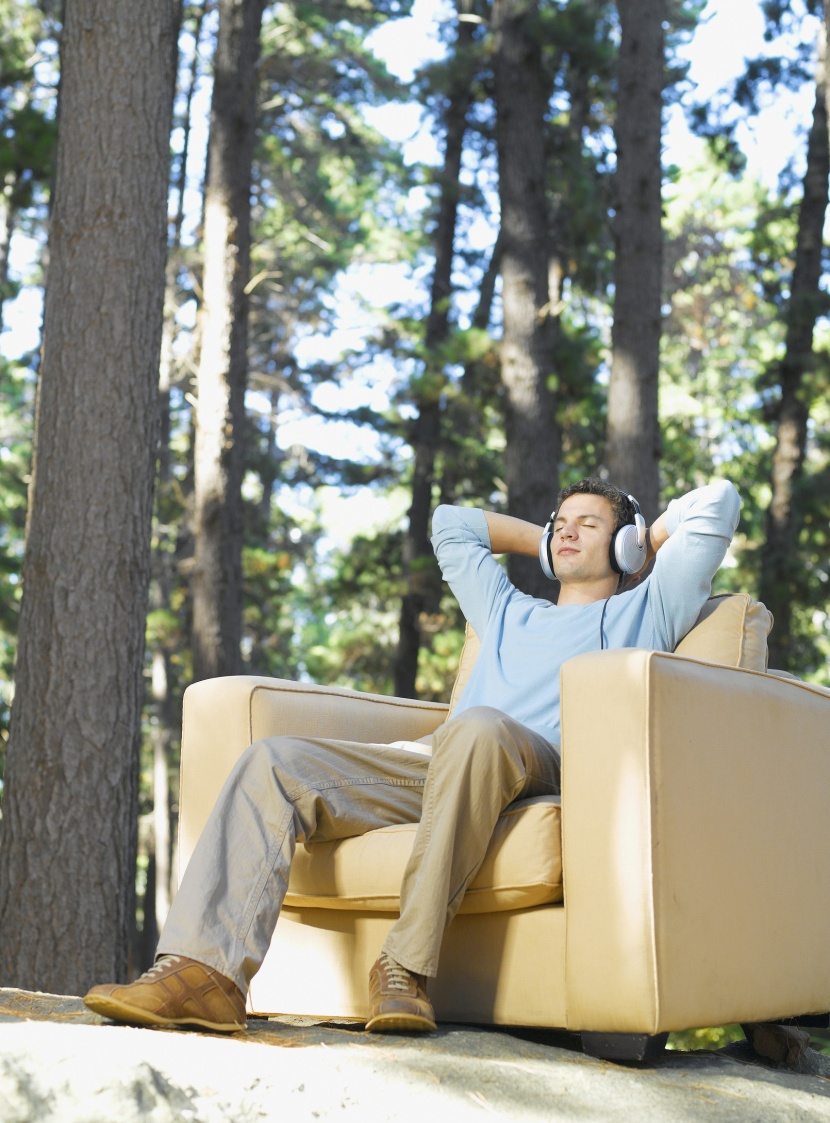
430, 505, 517, 636
647, 479, 742, 649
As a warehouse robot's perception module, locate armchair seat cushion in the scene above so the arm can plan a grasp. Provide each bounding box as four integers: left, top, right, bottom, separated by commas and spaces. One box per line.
284, 794, 563, 914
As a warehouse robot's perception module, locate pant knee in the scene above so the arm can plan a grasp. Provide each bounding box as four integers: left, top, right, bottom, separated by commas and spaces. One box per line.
433, 706, 522, 770
231, 736, 297, 787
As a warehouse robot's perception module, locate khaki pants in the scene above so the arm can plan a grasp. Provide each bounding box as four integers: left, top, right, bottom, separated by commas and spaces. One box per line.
158, 706, 561, 993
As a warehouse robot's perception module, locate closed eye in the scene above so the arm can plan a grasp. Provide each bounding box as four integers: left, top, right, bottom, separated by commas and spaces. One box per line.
555, 519, 598, 530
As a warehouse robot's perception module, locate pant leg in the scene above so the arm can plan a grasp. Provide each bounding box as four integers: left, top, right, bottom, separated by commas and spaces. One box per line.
158, 735, 430, 992
383, 706, 561, 978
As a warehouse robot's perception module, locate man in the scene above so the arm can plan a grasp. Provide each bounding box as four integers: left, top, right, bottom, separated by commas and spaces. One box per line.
84, 477, 740, 1037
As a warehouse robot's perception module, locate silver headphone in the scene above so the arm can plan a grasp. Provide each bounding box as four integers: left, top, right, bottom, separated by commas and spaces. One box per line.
539, 491, 647, 580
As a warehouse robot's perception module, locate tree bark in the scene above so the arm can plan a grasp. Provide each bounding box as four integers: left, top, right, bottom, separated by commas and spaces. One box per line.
191, 0, 266, 681
393, 6, 478, 697
493, 0, 559, 598
759, 38, 829, 671
606, 0, 664, 521
0, 0, 175, 993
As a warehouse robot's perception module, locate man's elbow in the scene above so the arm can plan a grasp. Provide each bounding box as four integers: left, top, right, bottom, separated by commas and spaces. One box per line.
431, 504, 456, 537
712, 479, 742, 530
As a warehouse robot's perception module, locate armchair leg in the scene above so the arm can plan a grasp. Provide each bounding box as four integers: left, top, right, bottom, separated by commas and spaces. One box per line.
581, 1031, 668, 1064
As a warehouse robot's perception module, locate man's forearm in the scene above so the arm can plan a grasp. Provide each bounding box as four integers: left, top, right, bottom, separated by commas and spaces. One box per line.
640, 492, 727, 573
645, 511, 670, 561
483, 511, 544, 557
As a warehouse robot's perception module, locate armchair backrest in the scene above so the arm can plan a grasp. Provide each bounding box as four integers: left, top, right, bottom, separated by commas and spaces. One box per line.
447, 593, 772, 717
673, 593, 771, 669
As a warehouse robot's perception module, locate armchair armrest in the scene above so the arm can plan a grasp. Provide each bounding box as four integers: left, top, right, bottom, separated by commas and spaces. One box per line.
178, 675, 448, 874
560, 649, 830, 1034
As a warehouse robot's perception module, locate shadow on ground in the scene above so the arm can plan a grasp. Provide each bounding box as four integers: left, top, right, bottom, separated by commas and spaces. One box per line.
1, 988, 829, 1122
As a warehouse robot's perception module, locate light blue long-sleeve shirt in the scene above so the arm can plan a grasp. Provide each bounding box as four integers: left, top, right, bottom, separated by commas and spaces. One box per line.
432, 481, 741, 746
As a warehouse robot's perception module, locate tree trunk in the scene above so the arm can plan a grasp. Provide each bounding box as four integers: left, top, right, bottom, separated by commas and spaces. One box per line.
191, 0, 266, 682
493, 0, 559, 599
0, 0, 175, 994
143, 3, 205, 950
393, 6, 478, 697
606, 0, 664, 521
759, 40, 829, 671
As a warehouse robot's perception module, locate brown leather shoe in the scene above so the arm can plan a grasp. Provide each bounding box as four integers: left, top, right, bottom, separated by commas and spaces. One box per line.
365, 950, 436, 1033
83, 954, 246, 1032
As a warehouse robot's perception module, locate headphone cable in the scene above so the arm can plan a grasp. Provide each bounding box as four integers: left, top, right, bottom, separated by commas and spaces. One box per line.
600, 597, 609, 650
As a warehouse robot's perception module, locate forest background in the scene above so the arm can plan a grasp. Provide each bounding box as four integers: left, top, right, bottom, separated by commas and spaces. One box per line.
0, 0, 828, 1002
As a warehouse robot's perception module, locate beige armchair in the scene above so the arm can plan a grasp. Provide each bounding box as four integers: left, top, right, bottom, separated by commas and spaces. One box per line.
177, 594, 830, 1060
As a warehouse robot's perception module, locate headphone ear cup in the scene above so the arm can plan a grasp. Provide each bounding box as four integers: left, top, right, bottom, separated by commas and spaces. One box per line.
539, 520, 556, 580
613, 522, 648, 575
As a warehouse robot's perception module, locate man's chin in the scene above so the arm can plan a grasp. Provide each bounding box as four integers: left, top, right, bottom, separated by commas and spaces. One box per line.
554, 563, 586, 583
555, 565, 611, 586
553, 554, 579, 578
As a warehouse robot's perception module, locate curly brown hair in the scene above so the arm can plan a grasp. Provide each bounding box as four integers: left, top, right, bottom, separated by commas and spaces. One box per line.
554, 477, 637, 534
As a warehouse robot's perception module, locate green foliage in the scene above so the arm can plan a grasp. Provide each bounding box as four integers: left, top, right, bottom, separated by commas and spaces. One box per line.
0, 103, 55, 195
667, 1024, 745, 1052
0, 0, 60, 798
0, 354, 36, 789
542, 0, 617, 298
416, 584, 466, 702
661, 153, 786, 496
247, 0, 422, 467
670, 1023, 830, 1056
659, 141, 830, 681
555, 313, 608, 475
807, 1029, 830, 1056
304, 523, 406, 694
240, 507, 324, 681
297, 506, 467, 703
0, 0, 58, 216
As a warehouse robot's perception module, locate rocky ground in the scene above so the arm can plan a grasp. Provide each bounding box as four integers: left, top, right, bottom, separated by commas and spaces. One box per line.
2, 988, 830, 1122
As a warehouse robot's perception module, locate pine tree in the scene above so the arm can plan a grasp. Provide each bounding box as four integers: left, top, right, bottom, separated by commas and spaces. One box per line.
191, 0, 267, 682
493, 0, 559, 598
0, 0, 176, 993
606, 0, 665, 519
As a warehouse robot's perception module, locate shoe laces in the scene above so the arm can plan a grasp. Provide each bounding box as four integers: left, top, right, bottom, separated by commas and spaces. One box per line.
144, 954, 182, 979
379, 952, 413, 993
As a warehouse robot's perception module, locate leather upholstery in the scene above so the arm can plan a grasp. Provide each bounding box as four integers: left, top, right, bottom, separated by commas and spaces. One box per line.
673, 592, 771, 669
285, 795, 563, 913
178, 593, 830, 1031
561, 650, 830, 1033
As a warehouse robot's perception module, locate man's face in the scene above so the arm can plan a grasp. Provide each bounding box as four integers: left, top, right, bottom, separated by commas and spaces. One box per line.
552, 493, 617, 584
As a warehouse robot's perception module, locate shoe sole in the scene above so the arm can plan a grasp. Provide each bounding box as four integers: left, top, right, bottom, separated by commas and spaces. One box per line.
365, 1011, 436, 1033
83, 993, 245, 1034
